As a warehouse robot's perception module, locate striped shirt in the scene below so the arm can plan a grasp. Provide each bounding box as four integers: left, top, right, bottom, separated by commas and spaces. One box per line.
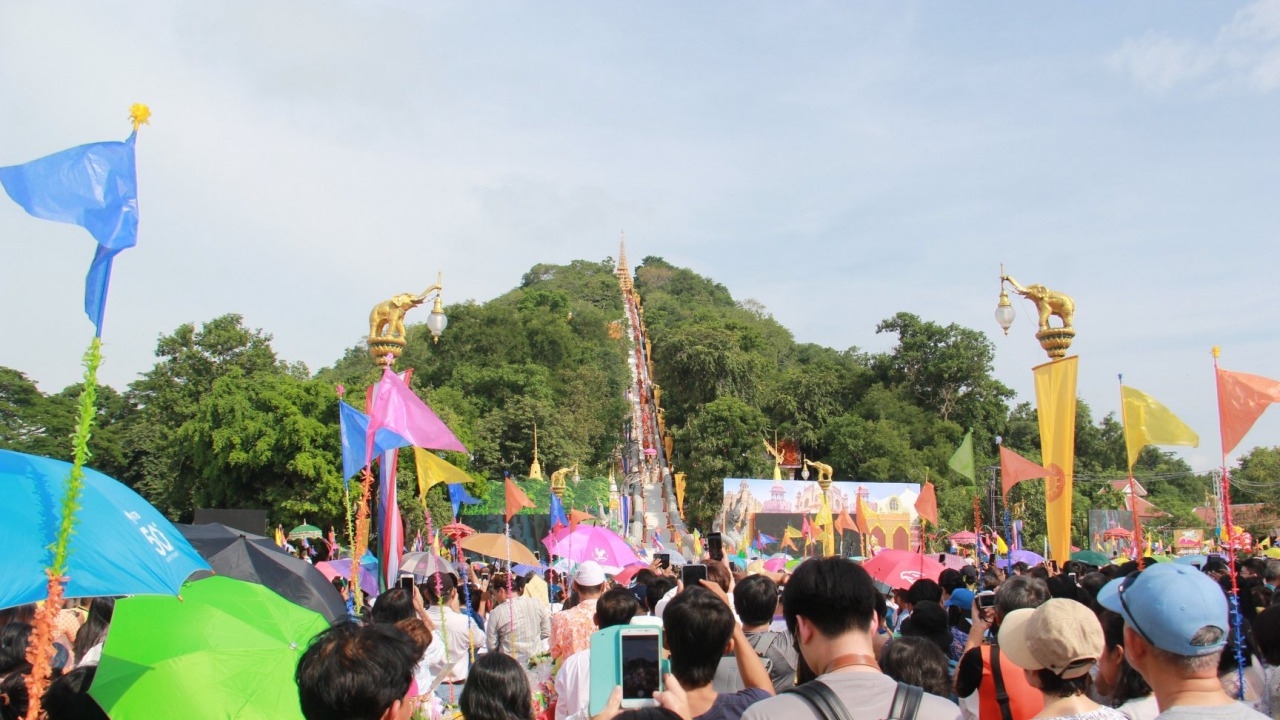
486, 595, 550, 664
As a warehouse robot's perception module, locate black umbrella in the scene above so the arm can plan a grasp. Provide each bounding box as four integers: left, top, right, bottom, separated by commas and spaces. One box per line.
176, 523, 346, 623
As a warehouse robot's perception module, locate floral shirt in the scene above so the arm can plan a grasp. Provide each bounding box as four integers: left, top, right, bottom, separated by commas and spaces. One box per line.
550, 598, 598, 661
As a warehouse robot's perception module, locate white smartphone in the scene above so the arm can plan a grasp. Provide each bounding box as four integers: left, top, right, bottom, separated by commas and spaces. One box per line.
618, 627, 663, 708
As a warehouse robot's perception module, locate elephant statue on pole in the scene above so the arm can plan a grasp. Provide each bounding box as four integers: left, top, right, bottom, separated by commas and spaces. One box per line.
1001, 275, 1075, 332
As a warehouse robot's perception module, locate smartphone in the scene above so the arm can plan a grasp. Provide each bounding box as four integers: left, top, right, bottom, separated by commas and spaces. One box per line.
399, 576, 416, 592
977, 591, 997, 609
618, 627, 663, 708
655, 553, 671, 570
1049, 560, 1060, 574
681, 564, 708, 588
1067, 572, 1078, 586
707, 532, 723, 562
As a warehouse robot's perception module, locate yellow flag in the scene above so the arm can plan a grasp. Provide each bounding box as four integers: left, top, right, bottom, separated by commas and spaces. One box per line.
816, 492, 835, 556
413, 447, 471, 499
675, 472, 687, 515
995, 533, 1009, 554
1121, 385, 1199, 471
784, 525, 804, 539
1034, 356, 1078, 565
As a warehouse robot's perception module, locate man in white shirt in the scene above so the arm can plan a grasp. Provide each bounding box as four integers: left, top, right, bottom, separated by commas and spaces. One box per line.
421, 573, 486, 703
487, 573, 551, 664
555, 588, 643, 720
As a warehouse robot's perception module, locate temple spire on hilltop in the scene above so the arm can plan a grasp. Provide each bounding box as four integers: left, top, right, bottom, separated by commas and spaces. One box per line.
616, 232, 633, 292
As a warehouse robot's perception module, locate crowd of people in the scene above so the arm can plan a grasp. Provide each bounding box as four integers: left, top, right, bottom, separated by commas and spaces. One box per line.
7, 549, 1280, 720
299, 550, 1280, 720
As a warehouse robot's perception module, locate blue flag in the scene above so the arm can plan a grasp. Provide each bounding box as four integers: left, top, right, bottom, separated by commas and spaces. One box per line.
549, 493, 569, 530
448, 482, 481, 519
338, 400, 408, 485
0, 132, 139, 336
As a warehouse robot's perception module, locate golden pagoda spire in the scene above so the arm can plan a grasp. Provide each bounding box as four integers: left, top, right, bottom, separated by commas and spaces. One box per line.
616, 232, 633, 291
528, 424, 544, 480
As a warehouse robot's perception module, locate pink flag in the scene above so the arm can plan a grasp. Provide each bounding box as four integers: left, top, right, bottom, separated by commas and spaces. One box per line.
366, 366, 467, 463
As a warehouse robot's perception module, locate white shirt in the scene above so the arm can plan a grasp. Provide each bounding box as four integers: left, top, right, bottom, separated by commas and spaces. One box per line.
554, 648, 592, 720
424, 604, 486, 682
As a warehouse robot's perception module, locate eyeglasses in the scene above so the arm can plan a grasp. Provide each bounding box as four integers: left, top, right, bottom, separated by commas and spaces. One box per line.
1117, 571, 1156, 647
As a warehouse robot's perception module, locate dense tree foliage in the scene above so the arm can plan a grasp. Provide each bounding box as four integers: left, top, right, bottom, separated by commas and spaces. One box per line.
1, 257, 1268, 547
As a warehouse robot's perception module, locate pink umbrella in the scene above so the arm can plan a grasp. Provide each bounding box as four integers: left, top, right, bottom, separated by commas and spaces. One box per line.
949, 531, 977, 546
544, 525, 642, 569
316, 558, 379, 596
860, 549, 945, 591
764, 557, 788, 572
935, 554, 970, 571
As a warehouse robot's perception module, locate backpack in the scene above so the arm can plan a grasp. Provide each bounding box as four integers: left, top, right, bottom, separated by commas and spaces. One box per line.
784, 679, 923, 720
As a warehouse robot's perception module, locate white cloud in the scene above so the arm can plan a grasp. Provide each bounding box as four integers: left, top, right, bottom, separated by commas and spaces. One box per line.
1111, 0, 1280, 93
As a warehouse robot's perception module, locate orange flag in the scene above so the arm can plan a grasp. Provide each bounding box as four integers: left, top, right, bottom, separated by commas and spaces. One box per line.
855, 495, 879, 535
1217, 368, 1280, 455
836, 506, 857, 534
504, 478, 535, 522
1000, 446, 1050, 495
569, 508, 594, 532
914, 481, 939, 525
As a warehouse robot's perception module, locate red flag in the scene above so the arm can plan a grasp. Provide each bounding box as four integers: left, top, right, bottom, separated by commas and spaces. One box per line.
914, 482, 939, 525
1217, 368, 1280, 456
504, 478, 535, 522
1000, 446, 1050, 495
569, 509, 594, 532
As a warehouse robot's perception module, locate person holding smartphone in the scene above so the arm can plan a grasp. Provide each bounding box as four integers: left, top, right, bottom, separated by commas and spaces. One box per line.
663, 583, 775, 720
954, 576, 1051, 720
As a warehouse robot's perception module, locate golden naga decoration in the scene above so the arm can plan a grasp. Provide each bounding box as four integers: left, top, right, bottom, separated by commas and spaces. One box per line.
998, 268, 1077, 360
803, 458, 834, 490
367, 273, 448, 365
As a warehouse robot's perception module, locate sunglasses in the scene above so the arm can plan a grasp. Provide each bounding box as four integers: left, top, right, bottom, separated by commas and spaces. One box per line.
1117, 571, 1156, 647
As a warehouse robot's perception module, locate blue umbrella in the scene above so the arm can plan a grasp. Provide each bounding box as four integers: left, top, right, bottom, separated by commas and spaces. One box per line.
1174, 554, 1213, 567
0, 449, 210, 610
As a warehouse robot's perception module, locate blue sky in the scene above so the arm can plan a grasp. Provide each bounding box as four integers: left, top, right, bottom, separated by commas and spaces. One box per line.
2, 2, 1278, 472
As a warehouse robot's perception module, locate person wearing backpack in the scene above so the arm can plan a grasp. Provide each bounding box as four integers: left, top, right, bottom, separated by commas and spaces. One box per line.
741, 557, 960, 720
714, 574, 799, 693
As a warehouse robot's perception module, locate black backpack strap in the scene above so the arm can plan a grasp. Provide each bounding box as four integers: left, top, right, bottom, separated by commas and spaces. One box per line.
989, 645, 1014, 720
783, 681, 854, 720
885, 681, 924, 720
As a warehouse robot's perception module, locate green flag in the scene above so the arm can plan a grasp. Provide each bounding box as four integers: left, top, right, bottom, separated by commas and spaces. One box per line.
948, 430, 975, 482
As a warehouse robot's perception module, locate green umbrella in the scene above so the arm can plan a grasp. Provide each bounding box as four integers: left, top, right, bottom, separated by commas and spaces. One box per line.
1147, 554, 1174, 563
1069, 550, 1110, 567
90, 576, 331, 719
288, 523, 324, 541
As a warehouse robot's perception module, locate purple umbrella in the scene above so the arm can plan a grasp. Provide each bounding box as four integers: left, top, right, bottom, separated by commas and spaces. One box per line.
997, 549, 1045, 568
316, 556, 379, 596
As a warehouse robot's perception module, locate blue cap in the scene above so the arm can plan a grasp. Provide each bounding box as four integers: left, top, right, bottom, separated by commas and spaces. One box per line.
946, 588, 974, 612
1097, 563, 1228, 657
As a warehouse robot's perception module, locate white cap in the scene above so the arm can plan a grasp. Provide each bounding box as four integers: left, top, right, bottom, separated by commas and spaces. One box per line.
574, 561, 606, 587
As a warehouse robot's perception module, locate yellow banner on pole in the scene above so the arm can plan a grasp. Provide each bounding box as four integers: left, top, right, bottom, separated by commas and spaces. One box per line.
1034, 356, 1078, 565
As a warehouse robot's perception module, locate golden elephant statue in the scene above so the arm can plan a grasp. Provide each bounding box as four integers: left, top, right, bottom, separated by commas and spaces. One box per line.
369, 292, 428, 340
803, 458, 833, 485
1002, 275, 1075, 332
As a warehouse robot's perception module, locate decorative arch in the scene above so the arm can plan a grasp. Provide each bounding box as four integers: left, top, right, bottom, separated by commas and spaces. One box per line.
892, 526, 910, 551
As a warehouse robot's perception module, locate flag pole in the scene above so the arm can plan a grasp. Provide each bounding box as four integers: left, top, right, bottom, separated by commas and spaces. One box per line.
1213, 347, 1248, 699
23, 105, 151, 720
1118, 374, 1144, 561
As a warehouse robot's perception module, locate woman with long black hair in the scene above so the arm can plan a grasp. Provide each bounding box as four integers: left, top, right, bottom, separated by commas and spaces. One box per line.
459, 652, 533, 720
